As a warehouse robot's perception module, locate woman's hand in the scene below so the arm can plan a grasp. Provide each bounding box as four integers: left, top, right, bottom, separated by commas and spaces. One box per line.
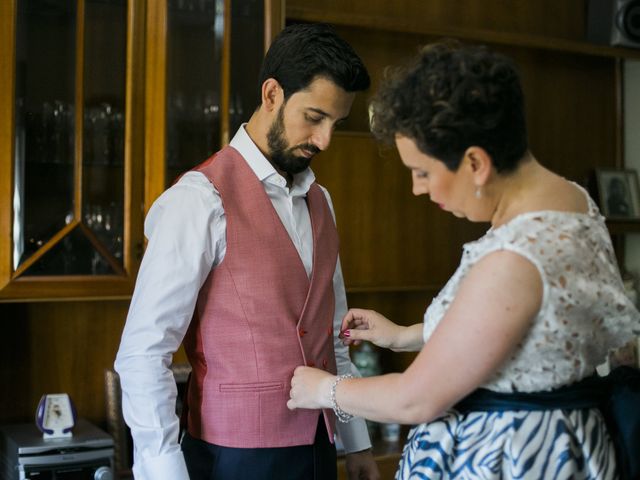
287, 366, 335, 410
340, 308, 405, 350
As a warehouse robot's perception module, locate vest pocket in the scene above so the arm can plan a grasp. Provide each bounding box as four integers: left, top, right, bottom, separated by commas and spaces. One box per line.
219, 381, 283, 393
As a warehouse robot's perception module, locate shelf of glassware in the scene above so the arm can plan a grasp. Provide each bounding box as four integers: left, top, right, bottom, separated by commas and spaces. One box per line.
0, 0, 145, 301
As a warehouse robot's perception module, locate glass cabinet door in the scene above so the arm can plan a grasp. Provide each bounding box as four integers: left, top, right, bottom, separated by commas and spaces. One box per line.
0, 0, 279, 300
229, 0, 269, 136
145, 0, 284, 206
165, 0, 224, 185
0, 0, 145, 300
14, 0, 78, 275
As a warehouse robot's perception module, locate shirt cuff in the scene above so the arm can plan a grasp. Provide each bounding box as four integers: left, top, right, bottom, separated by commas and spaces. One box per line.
336, 416, 372, 454
132, 449, 190, 480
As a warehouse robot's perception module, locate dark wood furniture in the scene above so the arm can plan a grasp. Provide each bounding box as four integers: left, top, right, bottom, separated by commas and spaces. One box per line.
0, 5, 637, 478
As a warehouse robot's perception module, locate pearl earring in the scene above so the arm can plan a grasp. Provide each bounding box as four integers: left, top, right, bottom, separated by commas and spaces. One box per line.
475, 187, 482, 199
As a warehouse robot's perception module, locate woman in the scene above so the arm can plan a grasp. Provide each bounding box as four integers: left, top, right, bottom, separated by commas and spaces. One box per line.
287, 41, 640, 478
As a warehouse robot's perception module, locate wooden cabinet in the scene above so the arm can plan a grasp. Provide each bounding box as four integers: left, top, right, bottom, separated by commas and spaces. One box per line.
287, 0, 639, 327
0, 0, 284, 301
287, 3, 640, 471
313, 133, 487, 293
0, 0, 145, 301
144, 0, 284, 209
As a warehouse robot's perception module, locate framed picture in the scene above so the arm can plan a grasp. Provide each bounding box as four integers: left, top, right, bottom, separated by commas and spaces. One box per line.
596, 168, 640, 219
104, 362, 191, 477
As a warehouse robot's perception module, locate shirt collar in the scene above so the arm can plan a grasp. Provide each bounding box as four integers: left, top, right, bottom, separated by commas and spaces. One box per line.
229, 124, 316, 195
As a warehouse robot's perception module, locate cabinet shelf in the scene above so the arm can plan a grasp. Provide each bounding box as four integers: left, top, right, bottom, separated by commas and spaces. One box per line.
606, 219, 640, 235
288, 6, 640, 60
346, 285, 438, 294
1, 0, 283, 301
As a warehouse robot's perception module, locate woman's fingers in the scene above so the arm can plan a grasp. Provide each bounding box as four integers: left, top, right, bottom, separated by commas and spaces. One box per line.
341, 326, 372, 342
341, 308, 373, 331
289, 366, 334, 410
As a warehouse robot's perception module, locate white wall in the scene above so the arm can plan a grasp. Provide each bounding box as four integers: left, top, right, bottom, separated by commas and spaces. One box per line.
623, 60, 640, 367
624, 60, 640, 277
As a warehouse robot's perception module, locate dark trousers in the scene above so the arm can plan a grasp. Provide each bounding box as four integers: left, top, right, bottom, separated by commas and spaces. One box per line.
181, 414, 337, 480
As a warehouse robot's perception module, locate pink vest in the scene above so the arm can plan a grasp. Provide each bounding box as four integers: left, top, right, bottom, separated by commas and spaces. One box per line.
182, 146, 339, 448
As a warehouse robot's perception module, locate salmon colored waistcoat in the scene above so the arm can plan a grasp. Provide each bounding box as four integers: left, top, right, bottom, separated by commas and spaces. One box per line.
182, 146, 339, 448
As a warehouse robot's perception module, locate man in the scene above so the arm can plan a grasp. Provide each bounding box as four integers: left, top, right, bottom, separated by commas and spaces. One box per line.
115, 23, 379, 480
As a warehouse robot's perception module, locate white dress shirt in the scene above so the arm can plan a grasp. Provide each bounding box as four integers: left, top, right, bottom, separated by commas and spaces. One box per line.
115, 125, 371, 480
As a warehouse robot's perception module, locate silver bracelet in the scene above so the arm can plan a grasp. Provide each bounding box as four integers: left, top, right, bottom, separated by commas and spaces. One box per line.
330, 374, 354, 423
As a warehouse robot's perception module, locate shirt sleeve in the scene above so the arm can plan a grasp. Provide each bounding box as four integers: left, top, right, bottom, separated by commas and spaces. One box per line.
322, 186, 373, 454
114, 172, 224, 480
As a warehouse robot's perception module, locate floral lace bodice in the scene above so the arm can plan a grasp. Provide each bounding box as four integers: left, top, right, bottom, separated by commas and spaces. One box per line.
423, 189, 640, 392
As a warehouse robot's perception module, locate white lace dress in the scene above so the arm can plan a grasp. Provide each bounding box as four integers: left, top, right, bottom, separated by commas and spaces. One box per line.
397, 190, 640, 479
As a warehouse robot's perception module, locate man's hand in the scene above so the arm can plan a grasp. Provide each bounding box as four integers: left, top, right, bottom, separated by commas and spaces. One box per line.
344, 449, 380, 480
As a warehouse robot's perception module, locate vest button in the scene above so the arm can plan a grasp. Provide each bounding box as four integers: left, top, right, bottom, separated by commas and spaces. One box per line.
308, 361, 315, 367
322, 359, 328, 368
298, 328, 307, 337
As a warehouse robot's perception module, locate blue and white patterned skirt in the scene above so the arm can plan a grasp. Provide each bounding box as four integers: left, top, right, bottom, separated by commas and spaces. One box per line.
395, 408, 617, 479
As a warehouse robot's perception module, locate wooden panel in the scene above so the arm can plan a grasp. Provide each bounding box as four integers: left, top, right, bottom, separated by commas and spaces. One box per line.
0, 301, 128, 425
532, 52, 620, 179
0, 303, 31, 424
328, 27, 620, 186
124, 0, 147, 276
331, 26, 422, 133
0, 1, 16, 290
221, 0, 231, 145
0, 300, 187, 426
75, 0, 86, 222
289, 0, 588, 44
511, 48, 619, 179
293, 0, 622, 386
330, 27, 620, 183
0, 277, 136, 301
264, 0, 285, 50
144, 0, 168, 212
313, 133, 486, 290
346, 290, 427, 374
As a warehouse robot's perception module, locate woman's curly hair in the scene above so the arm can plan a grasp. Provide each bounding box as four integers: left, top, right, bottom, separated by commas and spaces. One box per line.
370, 40, 528, 173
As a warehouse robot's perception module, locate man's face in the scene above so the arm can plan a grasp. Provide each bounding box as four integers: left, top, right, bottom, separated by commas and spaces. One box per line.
267, 76, 355, 175
267, 104, 312, 175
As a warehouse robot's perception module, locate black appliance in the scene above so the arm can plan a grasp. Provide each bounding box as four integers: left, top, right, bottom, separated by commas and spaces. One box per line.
0, 418, 114, 480
587, 0, 640, 48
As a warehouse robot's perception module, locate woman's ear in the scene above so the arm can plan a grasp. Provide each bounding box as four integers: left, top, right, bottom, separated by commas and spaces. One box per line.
465, 146, 493, 186
260, 78, 282, 112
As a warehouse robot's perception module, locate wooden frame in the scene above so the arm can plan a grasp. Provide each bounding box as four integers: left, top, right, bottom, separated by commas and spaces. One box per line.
0, 0, 16, 292
0, 0, 145, 301
596, 168, 640, 219
144, 0, 285, 211
104, 362, 191, 477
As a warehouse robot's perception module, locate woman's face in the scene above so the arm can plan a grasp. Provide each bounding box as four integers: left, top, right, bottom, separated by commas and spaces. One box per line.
395, 135, 471, 218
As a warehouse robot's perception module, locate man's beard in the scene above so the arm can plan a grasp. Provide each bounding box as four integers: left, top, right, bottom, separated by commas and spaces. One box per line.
267, 105, 319, 175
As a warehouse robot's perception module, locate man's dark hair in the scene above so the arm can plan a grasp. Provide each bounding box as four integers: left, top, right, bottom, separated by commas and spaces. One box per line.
258, 23, 370, 103
370, 40, 528, 173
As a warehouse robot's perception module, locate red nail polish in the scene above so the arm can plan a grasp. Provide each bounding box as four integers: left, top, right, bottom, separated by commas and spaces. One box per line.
343, 330, 350, 337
